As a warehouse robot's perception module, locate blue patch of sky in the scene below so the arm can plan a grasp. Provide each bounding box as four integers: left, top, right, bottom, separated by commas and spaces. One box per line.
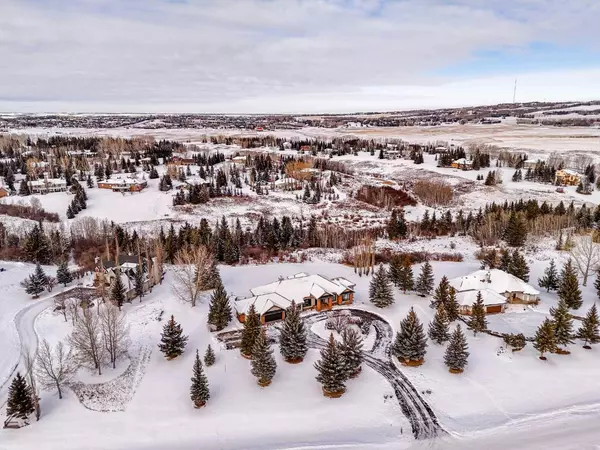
433, 42, 600, 77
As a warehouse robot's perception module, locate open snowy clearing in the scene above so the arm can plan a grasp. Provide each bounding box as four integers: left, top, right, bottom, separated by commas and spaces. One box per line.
2, 256, 600, 449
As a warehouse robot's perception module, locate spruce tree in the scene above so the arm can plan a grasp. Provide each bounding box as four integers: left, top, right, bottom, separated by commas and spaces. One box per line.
508, 250, 529, 282
444, 325, 469, 373
369, 264, 394, 308
133, 264, 144, 300
251, 329, 277, 387
18, 180, 30, 196
279, 301, 308, 363
428, 304, 450, 344
445, 287, 460, 322
538, 259, 559, 292
158, 315, 188, 359
198, 259, 222, 290
392, 308, 428, 365
56, 259, 73, 287
240, 304, 261, 358
595, 271, 600, 301
432, 276, 450, 307
558, 259, 583, 309
190, 350, 210, 407
577, 303, 600, 349
397, 256, 414, 294
66, 204, 75, 219
207, 281, 232, 331
499, 249, 512, 272
504, 211, 527, 247
204, 344, 216, 366
415, 261, 435, 297
23, 263, 47, 298
468, 291, 488, 335
23, 223, 51, 264
388, 255, 402, 287
314, 334, 346, 397
110, 271, 126, 309
339, 328, 363, 379
550, 299, 574, 351
6, 373, 34, 421
534, 318, 556, 359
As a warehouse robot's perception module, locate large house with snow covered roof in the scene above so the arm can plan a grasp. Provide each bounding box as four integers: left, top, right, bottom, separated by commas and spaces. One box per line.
235, 273, 356, 324
449, 269, 540, 315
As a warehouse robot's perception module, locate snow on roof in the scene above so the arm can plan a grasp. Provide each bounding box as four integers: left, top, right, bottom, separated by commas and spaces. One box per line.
101, 177, 145, 186
557, 169, 581, 177
239, 273, 354, 315
455, 289, 507, 306
29, 178, 66, 186
453, 158, 472, 165
449, 269, 539, 297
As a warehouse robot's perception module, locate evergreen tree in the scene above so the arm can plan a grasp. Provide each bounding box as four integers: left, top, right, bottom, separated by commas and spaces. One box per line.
538, 259, 559, 292
444, 325, 469, 373
595, 271, 600, 301
18, 180, 30, 196
504, 211, 527, 247
534, 318, 556, 359
240, 304, 261, 358
558, 259, 583, 309
432, 276, 450, 307
198, 259, 222, 290
110, 270, 126, 309
415, 261, 435, 296
428, 304, 450, 344
56, 259, 73, 287
66, 204, 75, 219
204, 344, 216, 366
468, 291, 488, 335
369, 264, 394, 308
339, 328, 363, 379
549, 299, 575, 350
23, 222, 52, 264
445, 287, 460, 322
508, 250, 529, 282
499, 249, 512, 272
158, 315, 188, 359
22, 263, 47, 298
251, 329, 277, 386
577, 303, 600, 349
397, 256, 414, 294
279, 301, 308, 363
190, 350, 210, 407
314, 334, 346, 397
133, 264, 144, 300
6, 373, 34, 421
392, 308, 428, 364
207, 281, 232, 331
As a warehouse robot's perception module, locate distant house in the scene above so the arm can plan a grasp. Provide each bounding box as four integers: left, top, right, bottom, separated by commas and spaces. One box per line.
448, 269, 540, 315
451, 158, 473, 170
94, 253, 161, 301
383, 149, 402, 160
555, 169, 582, 186
283, 142, 292, 150
97, 177, 147, 192
171, 156, 196, 165
234, 273, 356, 324
28, 176, 67, 194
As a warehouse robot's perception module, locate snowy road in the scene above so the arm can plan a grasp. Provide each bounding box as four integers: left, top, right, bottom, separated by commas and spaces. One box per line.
304, 309, 445, 440
0, 295, 54, 407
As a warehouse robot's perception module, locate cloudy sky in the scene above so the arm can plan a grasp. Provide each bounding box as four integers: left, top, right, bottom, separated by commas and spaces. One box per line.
1, 0, 600, 113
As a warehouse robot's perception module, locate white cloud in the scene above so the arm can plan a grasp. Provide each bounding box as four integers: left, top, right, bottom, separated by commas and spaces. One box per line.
0, 0, 598, 112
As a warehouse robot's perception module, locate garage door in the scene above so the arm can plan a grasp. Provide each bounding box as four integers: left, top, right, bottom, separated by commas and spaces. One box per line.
263, 310, 284, 323
486, 305, 502, 314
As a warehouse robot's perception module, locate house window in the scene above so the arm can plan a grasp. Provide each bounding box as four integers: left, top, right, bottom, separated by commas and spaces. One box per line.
303, 297, 312, 308
342, 292, 352, 302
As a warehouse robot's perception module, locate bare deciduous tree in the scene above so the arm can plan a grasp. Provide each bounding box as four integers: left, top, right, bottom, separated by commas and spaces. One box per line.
100, 304, 129, 369
172, 246, 213, 307
22, 348, 41, 420
35, 340, 78, 400
68, 308, 105, 375
570, 235, 600, 286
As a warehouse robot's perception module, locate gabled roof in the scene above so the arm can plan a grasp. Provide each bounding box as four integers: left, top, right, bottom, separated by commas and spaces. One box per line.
455, 289, 507, 306
449, 269, 539, 296
238, 273, 355, 316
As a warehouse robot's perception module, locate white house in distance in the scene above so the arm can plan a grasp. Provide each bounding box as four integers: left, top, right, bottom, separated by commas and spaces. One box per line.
28, 175, 67, 194
234, 273, 356, 324
449, 269, 540, 315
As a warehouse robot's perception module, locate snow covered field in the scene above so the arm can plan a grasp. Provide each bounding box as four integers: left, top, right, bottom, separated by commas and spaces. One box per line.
2, 255, 600, 449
